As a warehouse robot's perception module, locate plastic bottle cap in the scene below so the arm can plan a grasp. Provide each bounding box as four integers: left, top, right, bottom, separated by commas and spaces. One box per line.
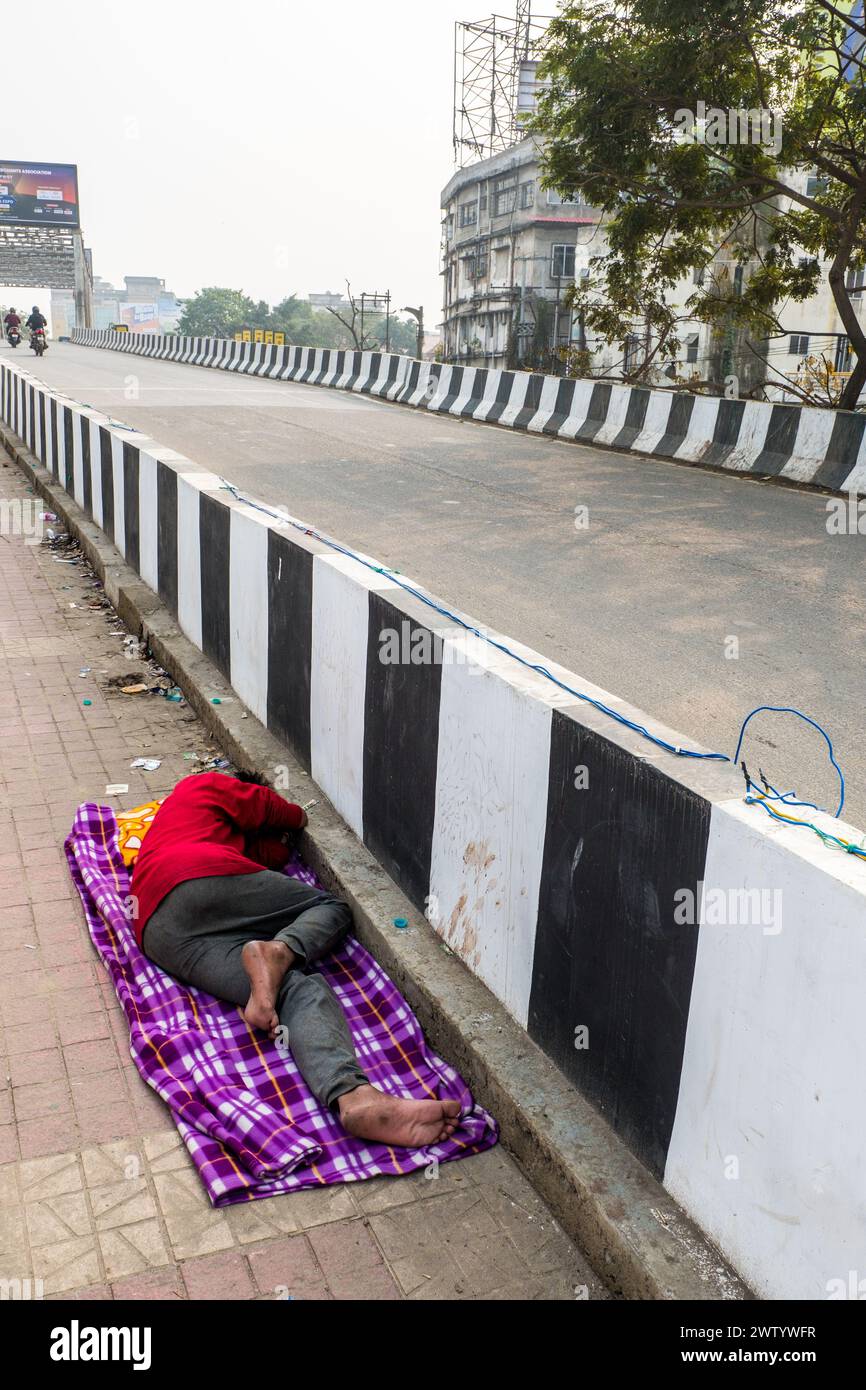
83, 699, 92, 706
393, 917, 409, 930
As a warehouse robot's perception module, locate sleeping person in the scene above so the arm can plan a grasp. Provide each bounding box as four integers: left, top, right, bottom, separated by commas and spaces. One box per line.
132, 770, 460, 1148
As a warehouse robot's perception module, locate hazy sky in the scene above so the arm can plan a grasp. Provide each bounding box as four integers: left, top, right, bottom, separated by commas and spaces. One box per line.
4, 0, 499, 323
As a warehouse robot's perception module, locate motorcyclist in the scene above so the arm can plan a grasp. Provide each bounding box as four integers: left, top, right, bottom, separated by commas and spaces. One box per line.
3, 307, 21, 338
26, 306, 47, 333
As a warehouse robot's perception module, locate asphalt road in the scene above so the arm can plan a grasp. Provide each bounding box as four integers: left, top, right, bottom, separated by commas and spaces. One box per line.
9, 341, 866, 829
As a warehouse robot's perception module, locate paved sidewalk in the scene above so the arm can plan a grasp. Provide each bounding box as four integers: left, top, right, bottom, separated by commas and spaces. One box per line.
0, 455, 607, 1301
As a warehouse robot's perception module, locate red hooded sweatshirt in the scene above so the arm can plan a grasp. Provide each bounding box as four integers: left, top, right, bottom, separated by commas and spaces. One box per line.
130, 773, 305, 946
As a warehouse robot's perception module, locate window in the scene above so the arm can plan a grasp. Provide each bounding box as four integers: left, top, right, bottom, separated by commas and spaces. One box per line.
623, 333, 641, 371
789, 334, 809, 356
806, 174, 829, 198
846, 268, 866, 296
520, 180, 535, 208
733, 265, 744, 295
479, 187, 488, 212
685, 333, 699, 363
551, 244, 576, 278
547, 188, 581, 206
835, 336, 852, 372
692, 266, 706, 286
493, 176, 517, 216
464, 252, 487, 282
459, 202, 477, 228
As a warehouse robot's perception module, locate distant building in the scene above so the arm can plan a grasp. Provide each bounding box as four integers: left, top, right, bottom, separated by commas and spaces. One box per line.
52, 272, 182, 335
308, 290, 350, 312
440, 136, 605, 370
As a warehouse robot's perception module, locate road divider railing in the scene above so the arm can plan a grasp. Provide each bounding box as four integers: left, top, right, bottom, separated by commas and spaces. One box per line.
71, 327, 866, 495
4, 351, 866, 1300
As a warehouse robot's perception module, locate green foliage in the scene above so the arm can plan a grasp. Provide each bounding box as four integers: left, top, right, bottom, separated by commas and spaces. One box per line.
531, 0, 866, 405
178, 287, 419, 354
177, 287, 257, 338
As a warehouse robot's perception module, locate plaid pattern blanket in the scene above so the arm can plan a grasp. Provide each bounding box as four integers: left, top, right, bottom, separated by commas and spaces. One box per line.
65, 803, 498, 1206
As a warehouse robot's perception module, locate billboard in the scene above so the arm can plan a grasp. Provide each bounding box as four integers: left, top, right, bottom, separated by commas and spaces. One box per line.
0, 160, 79, 227
120, 303, 160, 333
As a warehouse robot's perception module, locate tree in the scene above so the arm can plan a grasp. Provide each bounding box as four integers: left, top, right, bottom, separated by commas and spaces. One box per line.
176, 285, 421, 355
324, 283, 370, 349
270, 294, 320, 345
363, 313, 418, 354
532, 1, 866, 408
177, 287, 257, 338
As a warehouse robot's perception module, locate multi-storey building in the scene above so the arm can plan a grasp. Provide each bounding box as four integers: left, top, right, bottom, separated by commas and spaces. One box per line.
442, 135, 866, 401
440, 136, 605, 370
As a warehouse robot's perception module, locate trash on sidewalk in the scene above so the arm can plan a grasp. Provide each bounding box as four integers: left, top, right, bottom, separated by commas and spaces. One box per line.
105, 783, 129, 795
130, 758, 161, 771
120, 683, 149, 695
150, 672, 184, 700
193, 755, 232, 773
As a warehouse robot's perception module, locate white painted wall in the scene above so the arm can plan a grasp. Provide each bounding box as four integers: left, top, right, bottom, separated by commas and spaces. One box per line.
666, 796, 866, 1299
310, 553, 398, 839
176, 473, 205, 650
138, 451, 159, 593
429, 635, 553, 1026
110, 434, 125, 556
229, 506, 270, 725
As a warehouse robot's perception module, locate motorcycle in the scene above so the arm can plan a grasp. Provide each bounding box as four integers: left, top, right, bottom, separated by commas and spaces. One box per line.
5, 324, 21, 348
29, 327, 47, 356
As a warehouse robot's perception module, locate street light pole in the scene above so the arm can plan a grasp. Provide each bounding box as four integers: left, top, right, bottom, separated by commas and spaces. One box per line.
402, 305, 424, 360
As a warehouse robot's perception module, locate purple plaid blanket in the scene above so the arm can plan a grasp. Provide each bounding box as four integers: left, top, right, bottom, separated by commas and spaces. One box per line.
65, 803, 498, 1206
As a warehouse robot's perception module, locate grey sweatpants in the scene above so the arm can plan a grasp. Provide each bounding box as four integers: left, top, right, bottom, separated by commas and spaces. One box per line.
142, 871, 369, 1110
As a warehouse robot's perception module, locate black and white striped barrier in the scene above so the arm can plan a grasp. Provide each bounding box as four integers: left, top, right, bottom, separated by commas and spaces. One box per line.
4, 354, 866, 1300
72, 328, 866, 495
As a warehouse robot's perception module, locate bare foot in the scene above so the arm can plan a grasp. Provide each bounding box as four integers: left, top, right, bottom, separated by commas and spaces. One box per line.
338, 1084, 461, 1147
241, 940, 294, 1038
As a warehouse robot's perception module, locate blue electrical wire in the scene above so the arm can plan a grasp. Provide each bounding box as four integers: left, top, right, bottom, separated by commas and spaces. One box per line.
219, 479, 849, 824
759, 784, 822, 814
733, 706, 845, 817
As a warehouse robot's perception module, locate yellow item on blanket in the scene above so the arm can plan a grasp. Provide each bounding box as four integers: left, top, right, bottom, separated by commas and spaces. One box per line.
116, 800, 163, 866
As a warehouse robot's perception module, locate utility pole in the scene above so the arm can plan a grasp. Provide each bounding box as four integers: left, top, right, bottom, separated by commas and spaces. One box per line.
361, 290, 391, 350
402, 305, 424, 360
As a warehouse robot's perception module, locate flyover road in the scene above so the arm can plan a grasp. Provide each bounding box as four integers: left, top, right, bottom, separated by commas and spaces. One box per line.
10, 342, 866, 829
